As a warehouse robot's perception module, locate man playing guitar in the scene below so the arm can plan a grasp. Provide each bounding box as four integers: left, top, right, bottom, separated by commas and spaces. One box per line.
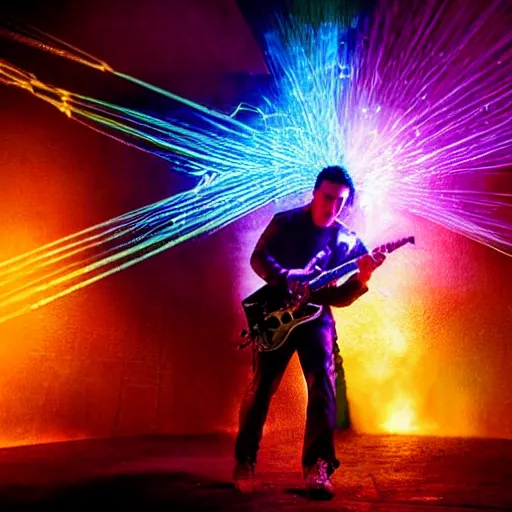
233, 166, 386, 499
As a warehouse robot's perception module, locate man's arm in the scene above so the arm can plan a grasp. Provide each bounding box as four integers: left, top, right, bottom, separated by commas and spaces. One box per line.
250, 215, 288, 287
311, 236, 370, 307
311, 236, 386, 307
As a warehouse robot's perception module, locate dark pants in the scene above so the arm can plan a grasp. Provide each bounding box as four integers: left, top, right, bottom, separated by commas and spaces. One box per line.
234, 320, 340, 472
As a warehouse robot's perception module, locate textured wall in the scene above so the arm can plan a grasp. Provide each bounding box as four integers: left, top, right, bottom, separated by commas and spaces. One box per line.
0, 1, 511, 447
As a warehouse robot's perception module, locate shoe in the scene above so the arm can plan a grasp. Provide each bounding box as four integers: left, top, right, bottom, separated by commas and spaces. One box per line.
233, 459, 255, 493
304, 458, 335, 500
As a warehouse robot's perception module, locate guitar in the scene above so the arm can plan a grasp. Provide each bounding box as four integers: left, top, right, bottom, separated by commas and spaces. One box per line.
240, 236, 415, 352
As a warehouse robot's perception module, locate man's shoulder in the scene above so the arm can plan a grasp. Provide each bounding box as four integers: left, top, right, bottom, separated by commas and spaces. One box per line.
331, 219, 366, 252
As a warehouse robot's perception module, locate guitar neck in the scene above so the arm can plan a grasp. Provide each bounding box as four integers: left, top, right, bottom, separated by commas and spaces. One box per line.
307, 235, 415, 292
308, 258, 359, 291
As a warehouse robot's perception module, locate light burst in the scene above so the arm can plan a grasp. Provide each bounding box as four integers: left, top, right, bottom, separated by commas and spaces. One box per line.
0, 0, 511, 324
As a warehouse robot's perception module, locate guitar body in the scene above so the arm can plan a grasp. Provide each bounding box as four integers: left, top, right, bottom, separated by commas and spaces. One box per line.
241, 285, 322, 352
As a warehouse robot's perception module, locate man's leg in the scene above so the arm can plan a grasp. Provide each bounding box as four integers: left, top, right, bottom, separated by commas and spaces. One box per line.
234, 342, 295, 484
295, 322, 339, 498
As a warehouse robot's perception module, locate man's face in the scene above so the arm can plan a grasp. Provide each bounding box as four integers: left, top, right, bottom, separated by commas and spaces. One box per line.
311, 180, 351, 227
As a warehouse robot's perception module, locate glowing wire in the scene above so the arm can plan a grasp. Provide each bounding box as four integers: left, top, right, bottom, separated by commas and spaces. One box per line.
0, 18, 112, 72
0, 0, 511, 325
0, 171, 312, 324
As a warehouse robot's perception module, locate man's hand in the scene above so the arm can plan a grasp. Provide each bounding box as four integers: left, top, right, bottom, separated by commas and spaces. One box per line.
356, 251, 386, 285
286, 268, 318, 295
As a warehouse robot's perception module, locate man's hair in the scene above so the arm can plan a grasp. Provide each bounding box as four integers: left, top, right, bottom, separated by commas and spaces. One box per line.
314, 165, 356, 206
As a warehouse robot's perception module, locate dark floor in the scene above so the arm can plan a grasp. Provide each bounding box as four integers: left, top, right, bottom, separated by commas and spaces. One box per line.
0, 430, 510, 511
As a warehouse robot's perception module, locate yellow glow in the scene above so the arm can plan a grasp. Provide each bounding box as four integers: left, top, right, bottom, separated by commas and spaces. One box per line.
333, 230, 436, 436
381, 396, 419, 433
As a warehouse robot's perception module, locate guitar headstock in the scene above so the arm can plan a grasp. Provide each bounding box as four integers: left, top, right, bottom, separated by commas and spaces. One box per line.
374, 235, 415, 255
